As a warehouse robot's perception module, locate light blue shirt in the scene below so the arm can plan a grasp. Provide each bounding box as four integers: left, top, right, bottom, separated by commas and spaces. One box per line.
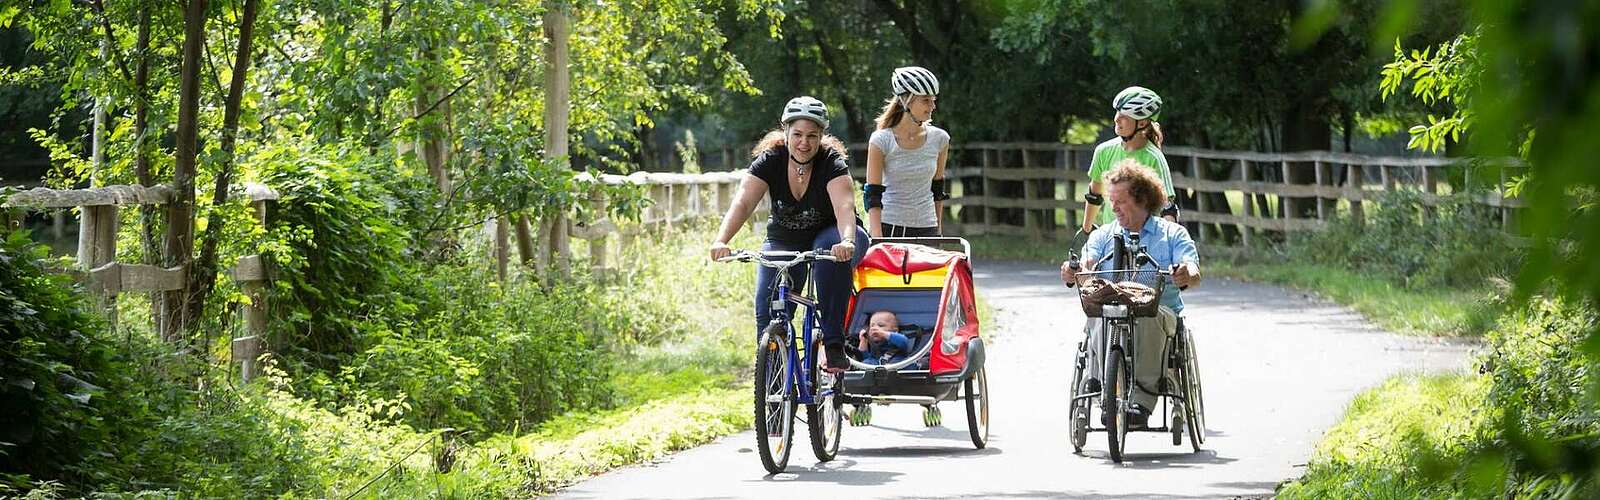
1080, 215, 1199, 313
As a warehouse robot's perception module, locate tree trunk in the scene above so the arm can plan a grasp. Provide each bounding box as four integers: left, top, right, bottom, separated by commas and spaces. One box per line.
134, 4, 159, 263
1281, 99, 1329, 220
162, 0, 207, 342
185, 0, 260, 340
416, 28, 451, 195
514, 214, 536, 265
544, 1, 572, 279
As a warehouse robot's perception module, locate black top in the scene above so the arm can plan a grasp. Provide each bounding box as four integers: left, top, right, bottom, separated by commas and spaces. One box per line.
749, 146, 851, 245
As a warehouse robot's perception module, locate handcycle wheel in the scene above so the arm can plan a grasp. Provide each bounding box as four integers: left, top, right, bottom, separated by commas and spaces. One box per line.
1068, 342, 1090, 452
1181, 329, 1207, 452
965, 364, 990, 449
753, 325, 794, 473
1105, 347, 1128, 464
807, 340, 843, 462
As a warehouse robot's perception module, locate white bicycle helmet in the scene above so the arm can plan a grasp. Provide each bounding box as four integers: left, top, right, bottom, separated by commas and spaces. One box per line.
780, 96, 829, 128
891, 66, 940, 96
1113, 86, 1162, 121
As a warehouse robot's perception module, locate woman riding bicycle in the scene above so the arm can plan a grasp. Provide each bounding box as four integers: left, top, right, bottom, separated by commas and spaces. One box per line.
865, 66, 950, 238
1061, 161, 1201, 426
708, 96, 870, 373
1079, 86, 1179, 238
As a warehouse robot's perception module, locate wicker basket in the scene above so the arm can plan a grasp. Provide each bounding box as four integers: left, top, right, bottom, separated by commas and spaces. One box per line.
1077, 270, 1165, 317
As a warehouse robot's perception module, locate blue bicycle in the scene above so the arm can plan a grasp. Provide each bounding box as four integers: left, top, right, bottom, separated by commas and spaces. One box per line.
718, 249, 845, 473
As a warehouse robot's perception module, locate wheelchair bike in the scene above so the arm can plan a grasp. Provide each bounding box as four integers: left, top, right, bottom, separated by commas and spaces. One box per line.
1066, 231, 1207, 463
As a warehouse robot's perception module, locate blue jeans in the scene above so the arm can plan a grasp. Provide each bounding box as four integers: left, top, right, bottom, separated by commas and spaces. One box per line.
754, 225, 870, 346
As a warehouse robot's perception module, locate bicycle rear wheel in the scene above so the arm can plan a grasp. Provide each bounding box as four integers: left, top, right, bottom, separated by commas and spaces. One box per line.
1069, 342, 1090, 452
1181, 329, 1207, 452
754, 325, 794, 473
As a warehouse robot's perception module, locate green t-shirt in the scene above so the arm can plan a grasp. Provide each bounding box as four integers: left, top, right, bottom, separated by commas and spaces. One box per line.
1086, 137, 1175, 226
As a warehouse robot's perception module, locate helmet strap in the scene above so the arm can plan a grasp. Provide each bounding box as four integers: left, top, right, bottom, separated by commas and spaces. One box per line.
899, 95, 926, 125
1119, 119, 1149, 143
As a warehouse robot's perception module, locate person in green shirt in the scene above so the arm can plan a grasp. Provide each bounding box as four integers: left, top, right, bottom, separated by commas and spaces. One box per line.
1079, 86, 1179, 236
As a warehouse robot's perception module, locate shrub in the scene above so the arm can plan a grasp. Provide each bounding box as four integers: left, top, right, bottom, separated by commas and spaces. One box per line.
0, 230, 116, 490
1288, 189, 1518, 289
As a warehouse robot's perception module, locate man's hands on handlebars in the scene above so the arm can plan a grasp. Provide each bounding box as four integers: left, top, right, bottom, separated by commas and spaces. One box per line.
1172, 261, 1201, 288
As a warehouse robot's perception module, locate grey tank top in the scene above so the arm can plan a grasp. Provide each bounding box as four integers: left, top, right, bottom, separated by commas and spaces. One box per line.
869, 125, 949, 228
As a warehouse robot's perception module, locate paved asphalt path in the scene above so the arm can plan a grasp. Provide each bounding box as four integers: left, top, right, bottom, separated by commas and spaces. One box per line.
557, 260, 1473, 499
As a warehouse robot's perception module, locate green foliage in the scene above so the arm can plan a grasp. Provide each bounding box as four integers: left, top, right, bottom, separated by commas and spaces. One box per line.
330, 270, 617, 436
256, 141, 427, 371
1381, 31, 1480, 153
1279, 374, 1502, 499
1288, 190, 1518, 290
1283, 297, 1600, 499
0, 230, 112, 489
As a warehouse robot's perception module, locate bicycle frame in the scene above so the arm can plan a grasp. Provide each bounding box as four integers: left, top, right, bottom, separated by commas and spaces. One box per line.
738, 249, 840, 407
767, 263, 829, 406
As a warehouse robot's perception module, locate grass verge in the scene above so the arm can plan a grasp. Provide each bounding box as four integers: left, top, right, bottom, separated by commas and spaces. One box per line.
1277, 374, 1498, 498
1207, 259, 1502, 337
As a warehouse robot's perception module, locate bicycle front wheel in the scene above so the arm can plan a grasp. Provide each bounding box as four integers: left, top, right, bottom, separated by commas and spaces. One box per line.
1106, 347, 1128, 464
807, 341, 843, 461
754, 324, 794, 473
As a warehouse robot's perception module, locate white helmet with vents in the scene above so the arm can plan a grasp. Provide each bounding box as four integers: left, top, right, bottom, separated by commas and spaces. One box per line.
891, 66, 940, 96
1113, 86, 1162, 120
780, 96, 829, 129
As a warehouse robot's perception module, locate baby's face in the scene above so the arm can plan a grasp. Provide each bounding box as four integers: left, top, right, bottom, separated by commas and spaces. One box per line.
866, 312, 898, 342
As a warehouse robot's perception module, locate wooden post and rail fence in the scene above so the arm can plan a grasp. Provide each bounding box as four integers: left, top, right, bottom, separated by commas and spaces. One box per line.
0, 143, 1518, 383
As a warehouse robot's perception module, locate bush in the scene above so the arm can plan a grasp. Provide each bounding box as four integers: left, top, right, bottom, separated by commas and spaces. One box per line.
255, 141, 436, 375
1288, 190, 1518, 289
0, 230, 117, 490
330, 265, 617, 436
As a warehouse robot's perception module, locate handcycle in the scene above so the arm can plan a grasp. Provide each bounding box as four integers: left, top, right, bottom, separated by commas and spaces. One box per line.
1065, 231, 1207, 463
717, 249, 847, 474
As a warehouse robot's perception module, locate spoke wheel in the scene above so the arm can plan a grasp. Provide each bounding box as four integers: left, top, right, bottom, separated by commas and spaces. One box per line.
1069, 346, 1089, 452
1106, 348, 1128, 464
753, 325, 794, 473
1182, 330, 1207, 452
965, 364, 990, 449
807, 341, 843, 462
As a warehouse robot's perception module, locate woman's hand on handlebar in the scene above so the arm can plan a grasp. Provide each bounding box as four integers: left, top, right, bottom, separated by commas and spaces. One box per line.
709, 241, 733, 262
830, 239, 856, 261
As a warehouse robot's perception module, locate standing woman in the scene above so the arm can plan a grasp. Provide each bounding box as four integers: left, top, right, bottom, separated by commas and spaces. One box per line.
1079, 86, 1179, 237
865, 66, 950, 238
709, 96, 870, 372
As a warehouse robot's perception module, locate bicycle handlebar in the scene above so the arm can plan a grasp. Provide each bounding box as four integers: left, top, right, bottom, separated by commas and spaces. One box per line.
715, 249, 842, 265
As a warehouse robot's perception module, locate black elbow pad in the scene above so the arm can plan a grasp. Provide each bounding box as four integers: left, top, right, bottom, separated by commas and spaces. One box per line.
863, 184, 886, 210
1084, 191, 1104, 206
930, 178, 950, 201
1161, 201, 1180, 218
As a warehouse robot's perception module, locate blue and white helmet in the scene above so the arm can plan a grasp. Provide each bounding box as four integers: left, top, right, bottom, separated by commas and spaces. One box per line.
780, 96, 829, 128
1113, 86, 1162, 120
891, 66, 940, 96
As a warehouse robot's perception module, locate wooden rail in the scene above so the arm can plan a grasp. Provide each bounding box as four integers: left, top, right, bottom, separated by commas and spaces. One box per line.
3, 182, 279, 382
843, 142, 1523, 246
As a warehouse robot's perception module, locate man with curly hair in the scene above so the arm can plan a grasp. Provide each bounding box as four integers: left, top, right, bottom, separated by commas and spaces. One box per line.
1061, 159, 1202, 427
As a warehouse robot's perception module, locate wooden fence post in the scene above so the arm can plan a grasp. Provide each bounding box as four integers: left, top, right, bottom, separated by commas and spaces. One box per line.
1239, 159, 1254, 247
1348, 164, 1365, 225
233, 198, 270, 384
588, 186, 608, 278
